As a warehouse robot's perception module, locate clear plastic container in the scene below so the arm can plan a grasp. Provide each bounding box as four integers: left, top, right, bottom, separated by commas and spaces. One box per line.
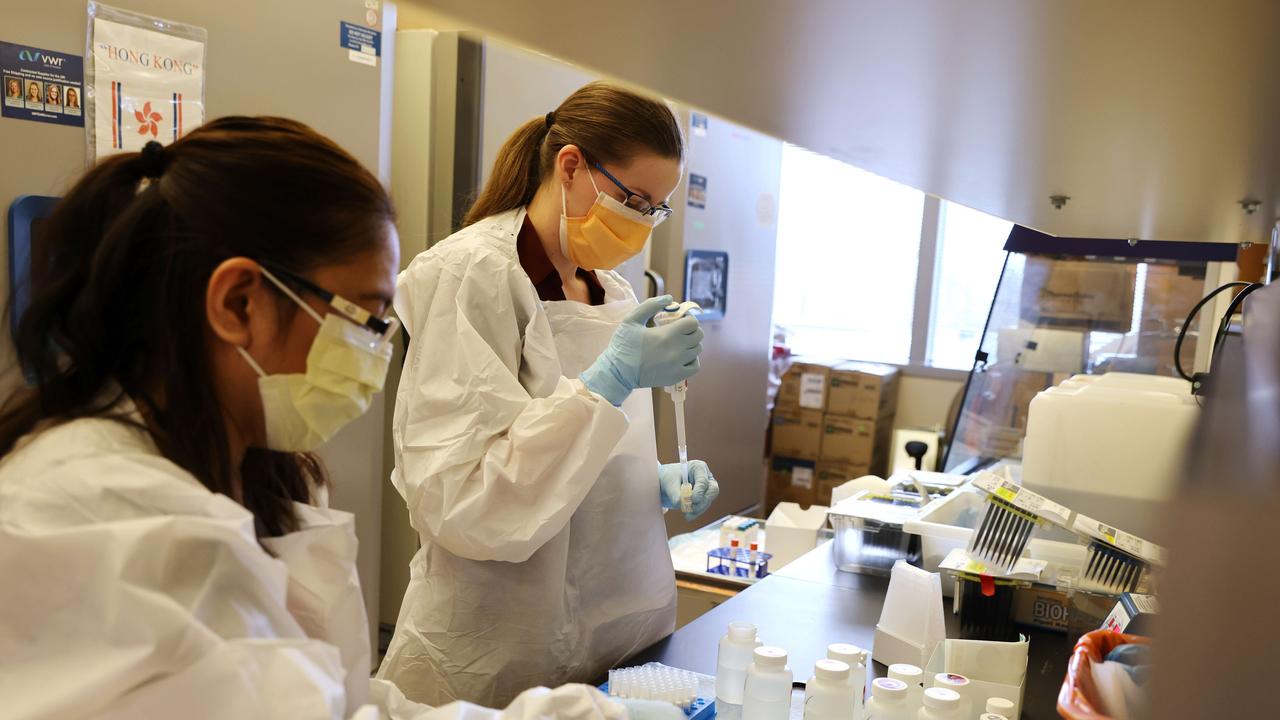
887, 663, 924, 711
827, 491, 924, 576
716, 622, 763, 705
802, 659, 855, 720
743, 647, 792, 720
917, 688, 963, 720
865, 678, 913, 720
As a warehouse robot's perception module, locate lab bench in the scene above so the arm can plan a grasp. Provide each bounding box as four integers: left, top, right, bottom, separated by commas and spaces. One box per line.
636, 540, 1073, 719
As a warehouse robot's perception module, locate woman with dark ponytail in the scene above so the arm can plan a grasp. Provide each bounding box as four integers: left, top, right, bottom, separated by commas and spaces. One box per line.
380, 82, 720, 707
0, 117, 634, 720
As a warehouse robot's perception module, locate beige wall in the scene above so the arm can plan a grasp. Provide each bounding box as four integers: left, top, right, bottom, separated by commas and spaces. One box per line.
896, 374, 963, 430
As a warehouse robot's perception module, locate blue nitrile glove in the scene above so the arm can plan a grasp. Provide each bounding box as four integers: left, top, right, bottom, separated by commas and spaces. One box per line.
615, 698, 686, 720
660, 460, 720, 521
580, 294, 704, 406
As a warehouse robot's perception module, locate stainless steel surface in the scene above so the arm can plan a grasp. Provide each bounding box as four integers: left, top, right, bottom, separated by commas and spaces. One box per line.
2, 0, 396, 660
651, 107, 782, 536
405, 0, 1280, 246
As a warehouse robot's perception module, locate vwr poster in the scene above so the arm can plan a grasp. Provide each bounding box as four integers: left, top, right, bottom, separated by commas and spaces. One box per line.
88, 4, 206, 158
0, 41, 84, 127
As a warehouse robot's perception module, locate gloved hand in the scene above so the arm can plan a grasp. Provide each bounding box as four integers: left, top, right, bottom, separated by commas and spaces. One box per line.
659, 460, 719, 521
580, 295, 703, 407
615, 698, 686, 720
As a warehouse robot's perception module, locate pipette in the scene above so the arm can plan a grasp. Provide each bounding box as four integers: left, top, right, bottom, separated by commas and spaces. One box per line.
655, 301, 702, 514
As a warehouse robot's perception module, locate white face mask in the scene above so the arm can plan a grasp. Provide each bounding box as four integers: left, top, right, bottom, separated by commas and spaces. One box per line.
236, 266, 396, 452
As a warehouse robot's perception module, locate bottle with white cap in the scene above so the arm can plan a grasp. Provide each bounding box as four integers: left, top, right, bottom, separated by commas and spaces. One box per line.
917, 688, 963, 720
930, 674, 972, 719
985, 697, 1015, 718
803, 659, 856, 720
978, 715, 1010, 720
864, 678, 913, 720
717, 622, 764, 707
743, 646, 793, 720
827, 643, 868, 715
887, 663, 924, 711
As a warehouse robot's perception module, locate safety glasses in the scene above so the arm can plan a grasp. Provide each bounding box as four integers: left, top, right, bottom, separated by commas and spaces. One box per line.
260, 262, 398, 340
591, 161, 674, 223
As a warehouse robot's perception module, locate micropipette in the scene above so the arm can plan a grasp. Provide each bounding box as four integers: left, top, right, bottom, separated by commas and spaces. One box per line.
655, 301, 702, 514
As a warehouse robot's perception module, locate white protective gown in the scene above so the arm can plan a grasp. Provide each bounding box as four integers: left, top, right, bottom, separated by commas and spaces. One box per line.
378, 208, 678, 707
0, 403, 629, 720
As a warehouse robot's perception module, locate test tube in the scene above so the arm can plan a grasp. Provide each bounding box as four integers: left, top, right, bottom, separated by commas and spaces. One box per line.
730, 538, 741, 576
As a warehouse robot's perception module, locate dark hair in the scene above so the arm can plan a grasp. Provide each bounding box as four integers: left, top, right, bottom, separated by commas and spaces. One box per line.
465, 82, 683, 225
0, 116, 395, 536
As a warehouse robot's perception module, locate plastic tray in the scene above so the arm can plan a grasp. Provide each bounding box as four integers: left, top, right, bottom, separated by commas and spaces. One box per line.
903, 485, 1087, 595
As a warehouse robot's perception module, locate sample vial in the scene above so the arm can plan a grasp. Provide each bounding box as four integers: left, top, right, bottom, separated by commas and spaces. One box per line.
865, 678, 912, 720
730, 538, 741, 576
742, 647, 792, 720
917, 688, 963, 720
888, 663, 925, 710
931, 673, 972, 719
985, 697, 1016, 717
802, 659, 855, 720
716, 622, 763, 706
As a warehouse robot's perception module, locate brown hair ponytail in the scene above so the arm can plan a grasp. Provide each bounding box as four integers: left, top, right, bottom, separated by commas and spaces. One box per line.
1, 117, 394, 537
465, 82, 683, 225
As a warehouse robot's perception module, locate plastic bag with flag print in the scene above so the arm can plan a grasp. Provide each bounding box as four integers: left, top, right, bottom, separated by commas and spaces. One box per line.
86, 2, 206, 159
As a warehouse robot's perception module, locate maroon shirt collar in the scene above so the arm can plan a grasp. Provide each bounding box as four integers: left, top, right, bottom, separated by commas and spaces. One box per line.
517, 214, 605, 306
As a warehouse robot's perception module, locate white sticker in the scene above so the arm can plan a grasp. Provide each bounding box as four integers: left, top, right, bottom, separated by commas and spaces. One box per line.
973, 471, 1071, 527
791, 466, 814, 489
1072, 514, 1165, 564
348, 49, 377, 66
799, 372, 826, 409
1130, 593, 1159, 614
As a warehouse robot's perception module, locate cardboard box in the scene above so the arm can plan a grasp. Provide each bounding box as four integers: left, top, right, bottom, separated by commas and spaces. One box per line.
771, 408, 824, 461
1021, 257, 1136, 331
828, 362, 900, 419
767, 456, 817, 508
765, 501, 830, 569
777, 358, 838, 411
815, 460, 870, 505
820, 414, 891, 465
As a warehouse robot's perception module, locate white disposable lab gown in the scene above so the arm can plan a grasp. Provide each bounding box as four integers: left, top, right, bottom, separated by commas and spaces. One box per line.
0, 402, 630, 720
378, 208, 678, 707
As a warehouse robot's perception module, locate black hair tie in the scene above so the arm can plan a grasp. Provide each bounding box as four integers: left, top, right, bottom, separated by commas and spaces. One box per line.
545, 111, 556, 129
139, 140, 169, 179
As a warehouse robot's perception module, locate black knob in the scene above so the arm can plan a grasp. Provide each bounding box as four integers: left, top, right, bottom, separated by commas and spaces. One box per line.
905, 441, 929, 471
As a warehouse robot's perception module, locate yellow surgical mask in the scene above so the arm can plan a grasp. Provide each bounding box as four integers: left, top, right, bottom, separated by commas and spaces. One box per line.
559, 169, 658, 271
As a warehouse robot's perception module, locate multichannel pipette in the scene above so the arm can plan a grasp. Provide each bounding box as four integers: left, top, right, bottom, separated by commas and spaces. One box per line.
655, 301, 702, 513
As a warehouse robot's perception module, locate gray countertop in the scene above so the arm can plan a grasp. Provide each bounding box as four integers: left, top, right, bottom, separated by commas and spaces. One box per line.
631, 540, 1072, 718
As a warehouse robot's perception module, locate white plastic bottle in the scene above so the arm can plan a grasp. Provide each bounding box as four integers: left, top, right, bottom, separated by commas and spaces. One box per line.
887, 663, 924, 712
985, 697, 1016, 718
743, 646, 793, 720
827, 643, 868, 716
930, 674, 972, 719
978, 715, 1010, 720
917, 688, 963, 720
717, 622, 764, 707
803, 659, 855, 720
864, 678, 912, 720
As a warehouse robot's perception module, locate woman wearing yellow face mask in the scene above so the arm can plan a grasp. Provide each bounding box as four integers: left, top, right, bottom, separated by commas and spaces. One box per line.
379, 82, 720, 707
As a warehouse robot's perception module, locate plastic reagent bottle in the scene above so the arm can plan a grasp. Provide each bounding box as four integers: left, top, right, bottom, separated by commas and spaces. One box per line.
985, 697, 1015, 717
803, 659, 856, 720
827, 643, 868, 714
716, 622, 764, 706
742, 646, 793, 720
887, 663, 925, 711
978, 715, 1010, 720
930, 674, 972, 719
864, 678, 912, 720
917, 688, 962, 720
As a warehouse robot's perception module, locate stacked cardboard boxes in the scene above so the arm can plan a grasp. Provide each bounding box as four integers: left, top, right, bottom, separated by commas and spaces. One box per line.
767, 358, 900, 511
